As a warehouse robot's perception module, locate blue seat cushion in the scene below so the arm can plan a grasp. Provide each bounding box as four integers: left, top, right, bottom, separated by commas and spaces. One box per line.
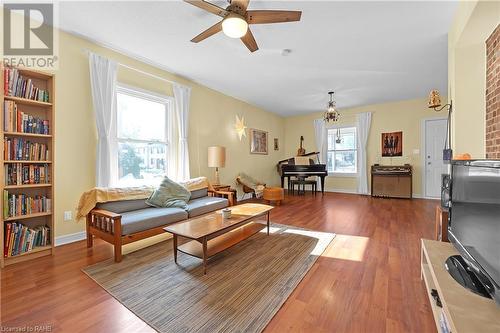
120, 207, 188, 235
96, 199, 149, 214
187, 197, 228, 218
190, 188, 208, 199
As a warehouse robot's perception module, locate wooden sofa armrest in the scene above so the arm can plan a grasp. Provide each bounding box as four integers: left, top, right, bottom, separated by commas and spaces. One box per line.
87, 208, 122, 235
87, 208, 124, 262
90, 208, 122, 219
208, 189, 235, 206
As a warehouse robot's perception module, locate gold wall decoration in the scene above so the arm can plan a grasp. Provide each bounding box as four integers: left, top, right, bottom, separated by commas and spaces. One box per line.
235, 115, 247, 141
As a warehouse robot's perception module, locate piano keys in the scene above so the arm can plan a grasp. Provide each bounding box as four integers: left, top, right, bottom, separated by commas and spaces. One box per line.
277, 152, 328, 194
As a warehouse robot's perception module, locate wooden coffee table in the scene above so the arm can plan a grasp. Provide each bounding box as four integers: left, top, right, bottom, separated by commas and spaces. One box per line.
164, 203, 273, 274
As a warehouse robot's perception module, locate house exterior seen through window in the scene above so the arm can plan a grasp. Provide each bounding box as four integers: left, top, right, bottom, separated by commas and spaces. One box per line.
327, 127, 357, 175
116, 86, 171, 186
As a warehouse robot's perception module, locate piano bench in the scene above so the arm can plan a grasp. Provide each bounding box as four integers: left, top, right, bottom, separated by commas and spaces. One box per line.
290, 179, 317, 195
263, 187, 285, 206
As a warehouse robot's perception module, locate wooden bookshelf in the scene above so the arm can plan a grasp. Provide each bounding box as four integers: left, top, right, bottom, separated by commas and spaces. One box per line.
4, 95, 53, 107
4, 212, 53, 222
4, 160, 52, 163
1, 66, 55, 268
4, 184, 51, 189
3, 132, 52, 138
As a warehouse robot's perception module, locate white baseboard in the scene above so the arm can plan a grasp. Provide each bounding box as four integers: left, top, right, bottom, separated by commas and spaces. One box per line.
326, 190, 428, 199
325, 188, 360, 195
55, 231, 86, 246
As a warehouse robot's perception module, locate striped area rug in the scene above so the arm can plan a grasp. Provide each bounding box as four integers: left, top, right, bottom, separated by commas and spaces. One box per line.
83, 223, 335, 333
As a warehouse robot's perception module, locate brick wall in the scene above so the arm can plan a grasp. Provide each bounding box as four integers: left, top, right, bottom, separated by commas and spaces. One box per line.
486, 24, 500, 158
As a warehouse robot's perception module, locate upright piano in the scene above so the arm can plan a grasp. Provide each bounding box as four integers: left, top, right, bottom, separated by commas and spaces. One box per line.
277, 152, 328, 194
371, 164, 412, 199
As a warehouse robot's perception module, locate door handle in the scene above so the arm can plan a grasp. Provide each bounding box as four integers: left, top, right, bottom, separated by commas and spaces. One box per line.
428, 162, 432, 165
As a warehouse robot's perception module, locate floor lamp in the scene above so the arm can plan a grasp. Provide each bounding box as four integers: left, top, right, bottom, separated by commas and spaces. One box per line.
208, 146, 226, 185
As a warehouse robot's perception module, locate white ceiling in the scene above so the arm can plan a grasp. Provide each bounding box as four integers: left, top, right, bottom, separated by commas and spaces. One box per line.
58, 1, 457, 116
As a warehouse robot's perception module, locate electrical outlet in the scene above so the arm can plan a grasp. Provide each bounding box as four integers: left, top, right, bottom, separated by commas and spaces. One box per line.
64, 211, 72, 221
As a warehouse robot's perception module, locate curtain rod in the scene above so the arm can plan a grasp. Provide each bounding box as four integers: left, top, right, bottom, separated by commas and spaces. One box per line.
82, 48, 185, 87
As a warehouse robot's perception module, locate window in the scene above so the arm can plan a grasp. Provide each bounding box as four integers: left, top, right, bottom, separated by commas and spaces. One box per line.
116, 85, 172, 186
327, 127, 357, 174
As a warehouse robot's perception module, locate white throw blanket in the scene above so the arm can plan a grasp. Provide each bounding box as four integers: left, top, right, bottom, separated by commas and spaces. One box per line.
237, 173, 266, 198
179, 176, 209, 191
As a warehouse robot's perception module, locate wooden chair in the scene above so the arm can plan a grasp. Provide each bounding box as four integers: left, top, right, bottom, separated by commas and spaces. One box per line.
236, 175, 266, 198
207, 182, 235, 206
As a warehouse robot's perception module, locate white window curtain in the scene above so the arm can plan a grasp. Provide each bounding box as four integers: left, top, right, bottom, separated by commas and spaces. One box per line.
89, 53, 118, 187
313, 119, 327, 189
173, 83, 191, 181
356, 112, 372, 194
313, 119, 327, 163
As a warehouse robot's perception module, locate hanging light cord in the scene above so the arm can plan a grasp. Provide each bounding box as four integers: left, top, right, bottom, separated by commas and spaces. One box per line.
433, 101, 453, 150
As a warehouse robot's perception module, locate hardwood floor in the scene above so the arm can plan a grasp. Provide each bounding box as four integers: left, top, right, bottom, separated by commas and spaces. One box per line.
1, 193, 437, 332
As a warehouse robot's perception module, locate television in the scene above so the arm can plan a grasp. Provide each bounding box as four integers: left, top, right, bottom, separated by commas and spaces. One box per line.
448, 160, 500, 305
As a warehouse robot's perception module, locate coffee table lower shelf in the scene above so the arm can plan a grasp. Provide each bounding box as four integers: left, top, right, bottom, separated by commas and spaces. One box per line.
178, 222, 266, 259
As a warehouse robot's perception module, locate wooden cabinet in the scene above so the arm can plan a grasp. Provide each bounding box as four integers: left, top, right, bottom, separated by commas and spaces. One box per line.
421, 239, 500, 333
371, 165, 412, 199
435, 205, 449, 242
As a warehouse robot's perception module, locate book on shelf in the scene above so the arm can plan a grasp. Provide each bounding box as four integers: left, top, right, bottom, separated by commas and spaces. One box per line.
3, 190, 51, 218
3, 137, 50, 161
3, 100, 50, 134
3, 222, 50, 257
3, 67, 50, 102
4, 163, 50, 186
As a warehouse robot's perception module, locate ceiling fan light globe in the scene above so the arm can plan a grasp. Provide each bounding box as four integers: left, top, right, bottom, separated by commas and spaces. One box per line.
222, 15, 248, 38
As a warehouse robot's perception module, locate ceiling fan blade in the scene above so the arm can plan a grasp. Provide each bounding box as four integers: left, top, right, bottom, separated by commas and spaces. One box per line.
191, 21, 223, 43
231, 0, 250, 12
184, 0, 228, 17
241, 28, 258, 52
247, 10, 302, 24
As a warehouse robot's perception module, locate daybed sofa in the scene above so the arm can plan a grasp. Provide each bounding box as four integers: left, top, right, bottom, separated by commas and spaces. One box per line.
85, 182, 234, 262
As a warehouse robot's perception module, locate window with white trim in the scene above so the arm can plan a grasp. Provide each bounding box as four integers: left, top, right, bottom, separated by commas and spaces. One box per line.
327, 126, 358, 174
116, 85, 172, 187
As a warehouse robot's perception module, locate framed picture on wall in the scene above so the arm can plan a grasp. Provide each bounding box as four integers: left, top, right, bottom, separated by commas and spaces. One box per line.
274, 138, 279, 151
382, 131, 403, 157
250, 129, 268, 154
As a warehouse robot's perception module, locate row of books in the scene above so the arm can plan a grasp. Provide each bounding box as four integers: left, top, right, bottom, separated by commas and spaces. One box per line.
4, 163, 50, 186
3, 191, 52, 218
3, 222, 50, 257
3, 68, 50, 102
3, 101, 50, 134
3, 137, 50, 161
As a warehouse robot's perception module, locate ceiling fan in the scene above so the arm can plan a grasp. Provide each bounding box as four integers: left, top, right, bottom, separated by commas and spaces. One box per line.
185, 0, 302, 52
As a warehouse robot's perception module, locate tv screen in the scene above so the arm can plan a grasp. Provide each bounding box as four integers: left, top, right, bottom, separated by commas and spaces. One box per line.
450, 160, 500, 304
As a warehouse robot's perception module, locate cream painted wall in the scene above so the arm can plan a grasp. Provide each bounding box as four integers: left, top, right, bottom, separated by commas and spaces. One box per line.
284, 98, 445, 196
53, 31, 285, 237
449, 0, 500, 158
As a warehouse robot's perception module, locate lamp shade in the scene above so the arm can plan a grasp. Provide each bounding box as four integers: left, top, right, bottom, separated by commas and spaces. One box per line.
428, 89, 442, 108
208, 146, 226, 168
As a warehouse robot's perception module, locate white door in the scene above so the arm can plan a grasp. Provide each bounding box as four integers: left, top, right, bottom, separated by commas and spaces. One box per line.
424, 118, 448, 198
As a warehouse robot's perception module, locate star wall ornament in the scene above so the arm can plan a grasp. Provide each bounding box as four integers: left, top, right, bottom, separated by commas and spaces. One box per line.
235, 115, 247, 140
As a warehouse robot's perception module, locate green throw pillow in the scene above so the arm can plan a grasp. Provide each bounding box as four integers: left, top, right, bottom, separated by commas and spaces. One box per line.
146, 177, 191, 209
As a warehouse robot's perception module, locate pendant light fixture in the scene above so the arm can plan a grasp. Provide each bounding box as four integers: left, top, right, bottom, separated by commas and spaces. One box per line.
335, 128, 343, 144
324, 91, 341, 123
